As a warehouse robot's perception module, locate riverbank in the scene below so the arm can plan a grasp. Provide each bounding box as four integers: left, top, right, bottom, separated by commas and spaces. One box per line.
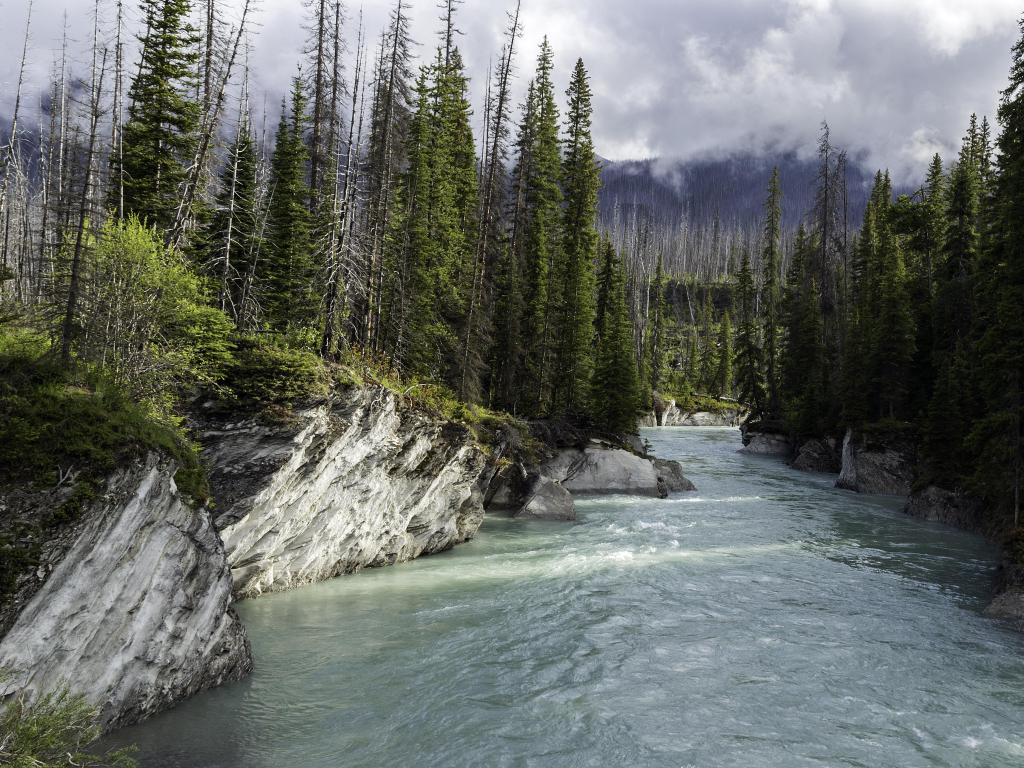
0, 381, 694, 733
101, 427, 1024, 768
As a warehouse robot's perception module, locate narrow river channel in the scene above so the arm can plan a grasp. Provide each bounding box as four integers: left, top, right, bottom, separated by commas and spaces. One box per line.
109, 426, 1024, 767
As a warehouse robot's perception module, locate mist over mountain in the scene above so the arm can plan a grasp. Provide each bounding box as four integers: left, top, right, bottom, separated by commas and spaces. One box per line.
598, 152, 909, 236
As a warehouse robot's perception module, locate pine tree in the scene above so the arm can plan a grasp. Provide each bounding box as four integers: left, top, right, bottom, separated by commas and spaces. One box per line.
204, 112, 264, 329
969, 20, 1024, 525
734, 250, 765, 414
521, 39, 563, 415
552, 58, 599, 415
591, 240, 640, 434
121, 0, 200, 233
698, 289, 717, 393
761, 167, 783, 418
712, 311, 732, 399
872, 210, 915, 419
646, 254, 667, 400
264, 79, 313, 333
781, 226, 827, 435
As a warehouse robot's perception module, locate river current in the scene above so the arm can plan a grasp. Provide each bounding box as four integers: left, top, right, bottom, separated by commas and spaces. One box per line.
110, 427, 1024, 767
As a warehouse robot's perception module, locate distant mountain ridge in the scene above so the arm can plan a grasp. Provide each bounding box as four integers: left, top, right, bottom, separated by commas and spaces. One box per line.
598, 152, 908, 234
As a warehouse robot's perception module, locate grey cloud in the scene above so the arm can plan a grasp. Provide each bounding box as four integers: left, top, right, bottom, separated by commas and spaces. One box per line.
0, 0, 1018, 181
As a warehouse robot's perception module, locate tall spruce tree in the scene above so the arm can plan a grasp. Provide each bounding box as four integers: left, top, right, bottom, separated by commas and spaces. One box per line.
264, 79, 314, 332
734, 250, 765, 414
969, 20, 1024, 525
761, 167, 783, 418
521, 39, 563, 415
714, 311, 733, 399
204, 113, 264, 329
646, 253, 667, 400
591, 239, 639, 434
121, 0, 200, 233
552, 58, 599, 415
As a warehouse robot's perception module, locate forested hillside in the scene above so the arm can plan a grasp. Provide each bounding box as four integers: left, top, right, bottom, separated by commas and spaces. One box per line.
3, 0, 1024, 535
648, 49, 1024, 538
0, 0, 640, 442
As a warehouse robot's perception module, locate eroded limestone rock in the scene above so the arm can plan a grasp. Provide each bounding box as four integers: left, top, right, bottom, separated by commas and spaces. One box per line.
0, 455, 251, 731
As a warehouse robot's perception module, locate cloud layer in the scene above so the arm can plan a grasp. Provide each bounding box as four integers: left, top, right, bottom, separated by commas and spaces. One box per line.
0, 0, 1019, 180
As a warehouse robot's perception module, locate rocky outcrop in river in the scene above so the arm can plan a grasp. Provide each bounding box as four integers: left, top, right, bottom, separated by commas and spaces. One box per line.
199, 387, 494, 599
791, 437, 842, 474
0, 454, 252, 731
639, 399, 744, 428
904, 486, 984, 532
542, 441, 696, 497
836, 427, 916, 496
739, 423, 792, 457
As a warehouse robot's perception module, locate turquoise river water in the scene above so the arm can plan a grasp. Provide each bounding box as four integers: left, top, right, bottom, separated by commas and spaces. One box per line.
107, 427, 1024, 767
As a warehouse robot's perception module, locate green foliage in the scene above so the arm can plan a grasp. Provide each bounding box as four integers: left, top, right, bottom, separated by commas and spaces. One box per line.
0, 683, 136, 768
713, 311, 734, 399
521, 39, 564, 416
734, 251, 765, 413
69, 217, 235, 406
591, 240, 640, 434
264, 79, 315, 333
120, 0, 200, 231
0, 331, 204, 496
762, 167, 783, 419
552, 58, 599, 415
203, 116, 265, 330
220, 337, 329, 407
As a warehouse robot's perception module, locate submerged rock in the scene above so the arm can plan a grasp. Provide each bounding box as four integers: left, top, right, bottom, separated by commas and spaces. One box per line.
0, 454, 252, 732
836, 427, 916, 496
199, 387, 491, 599
792, 437, 842, 474
516, 474, 576, 521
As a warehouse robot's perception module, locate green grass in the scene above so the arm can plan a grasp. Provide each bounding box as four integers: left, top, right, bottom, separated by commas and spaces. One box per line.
0, 331, 207, 602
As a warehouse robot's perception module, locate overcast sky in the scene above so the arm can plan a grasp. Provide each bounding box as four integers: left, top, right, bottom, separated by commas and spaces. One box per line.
0, 0, 1020, 180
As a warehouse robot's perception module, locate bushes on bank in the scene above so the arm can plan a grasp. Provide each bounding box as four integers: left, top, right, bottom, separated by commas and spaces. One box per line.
0, 681, 136, 768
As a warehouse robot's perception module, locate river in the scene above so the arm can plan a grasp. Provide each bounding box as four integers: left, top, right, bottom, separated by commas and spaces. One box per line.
108, 426, 1024, 767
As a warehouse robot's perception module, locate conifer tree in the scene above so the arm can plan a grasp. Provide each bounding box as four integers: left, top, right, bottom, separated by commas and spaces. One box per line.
264, 79, 313, 332
488, 82, 536, 411
714, 311, 733, 399
591, 239, 639, 434
969, 20, 1024, 525
734, 250, 765, 414
121, 0, 200, 233
521, 39, 563, 415
204, 113, 264, 329
761, 167, 783, 418
782, 226, 827, 435
552, 58, 599, 414
698, 289, 717, 393
646, 254, 667, 400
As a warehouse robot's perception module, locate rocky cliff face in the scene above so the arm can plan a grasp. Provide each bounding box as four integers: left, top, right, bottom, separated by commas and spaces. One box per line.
986, 562, 1024, 629
904, 486, 984, 532
836, 428, 916, 496
0, 454, 252, 731
198, 387, 493, 599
